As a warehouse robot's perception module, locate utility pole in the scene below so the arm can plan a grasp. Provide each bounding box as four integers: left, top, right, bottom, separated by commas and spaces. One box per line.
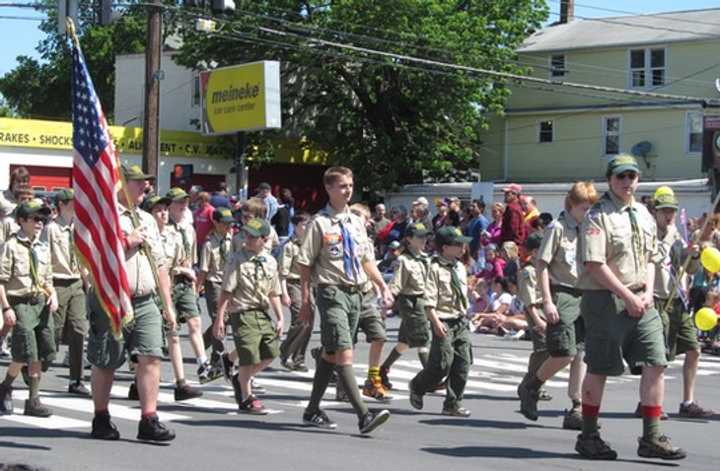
142, 0, 162, 179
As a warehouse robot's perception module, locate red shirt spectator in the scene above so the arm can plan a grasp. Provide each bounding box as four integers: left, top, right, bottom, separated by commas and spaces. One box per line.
500, 184, 527, 247
193, 192, 215, 247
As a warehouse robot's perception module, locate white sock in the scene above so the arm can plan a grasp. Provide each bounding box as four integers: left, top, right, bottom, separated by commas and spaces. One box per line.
681, 400, 693, 407
197, 355, 208, 366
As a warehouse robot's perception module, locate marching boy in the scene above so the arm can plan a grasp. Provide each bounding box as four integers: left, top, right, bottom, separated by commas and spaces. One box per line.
213, 218, 284, 414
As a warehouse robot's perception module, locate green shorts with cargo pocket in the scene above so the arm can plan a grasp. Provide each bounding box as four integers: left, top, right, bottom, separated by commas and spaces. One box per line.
10, 296, 55, 363
230, 310, 280, 366
316, 284, 361, 354
397, 294, 430, 348
546, 288, 584, 357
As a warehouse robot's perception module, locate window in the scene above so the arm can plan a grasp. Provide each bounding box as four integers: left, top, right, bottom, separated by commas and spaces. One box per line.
629, 48, 666, 88
550, 54, 566, 78
602, 116, 621, 155
192, 74, 201, 108
539, 120, 554, 143
686, 111, 703, 154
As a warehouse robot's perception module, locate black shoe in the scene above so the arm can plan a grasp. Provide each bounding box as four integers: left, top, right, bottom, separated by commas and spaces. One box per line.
128, 382, 139, 401
303, 409, 337, 429
637, 435, 687, 460
518, 383, 539, 421
24, 397, 52, 417
562, 408, 583, 430
408, 381, 423, 410
281, 356, 295, 371
358, 409, 391, 435
174, 383, 203, 401
442, 407, 471, 417
68, 381, 90, 397
0, 384, 13, 415
137, 415, 176, 442
197, 361, 223, 384
91, 413, 120, 440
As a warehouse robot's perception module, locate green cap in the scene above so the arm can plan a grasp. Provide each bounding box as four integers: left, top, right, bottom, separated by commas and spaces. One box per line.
213, 207, 235, 223
142, 195, 171, 212
16, 199, 51, 220
526, 232, 543, 251
654, 192, 679, 210
607, 154, 640, 176
435, 226, 471, 247
242, 217, 270, 237
166, 187, 189, 202
406, 222, 431, 238
122, 164, 154, 181
55, 188, 74, 204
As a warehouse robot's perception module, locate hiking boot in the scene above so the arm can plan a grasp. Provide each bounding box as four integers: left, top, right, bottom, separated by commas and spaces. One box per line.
442, 407, 471, 417
0, 384, 13, 415
562, 408, 583, 430
128, 382, 139, 400
575, 432, 618, 460
408, 381, 423, 410
238, 395, 268, 415
303, 408, 337, 429
678, 402, 714, 418
197, 361, 223, 384
362, 377, 393, 402
68, 381, 90, 397
231, 374, 242, 404
518, 383, 539, 421
174, 382, 203, 401
358, 409, 391, 434
634, 402, 668, 420
538, 389, 552, 401
379, 367, 393, 390
24, 397, 52, 418
91, 413, 120, 440
137, 415, 176, 442
637, 435, 687, 460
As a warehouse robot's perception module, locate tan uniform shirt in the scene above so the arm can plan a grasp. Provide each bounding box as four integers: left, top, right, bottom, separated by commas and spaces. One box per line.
278, 237, 302, 281
171, 220, 197, 266
517, 264, 541, 307
0, 217, 19, 244
388, 248, 429, 297
654, 224, 699, 300
232, 225, 279, 254
578, 191, 659, 290
222, 248, 281, 313
297, 205, 372, 287
0, 230, 53, 297
537, 210, 580, 288
360, 239, 376, 294
158, 225, 183, 277
199, 230, 233, 284
425, 256, 468, 320
44, 216, 81, 280
119, 204, 166, 297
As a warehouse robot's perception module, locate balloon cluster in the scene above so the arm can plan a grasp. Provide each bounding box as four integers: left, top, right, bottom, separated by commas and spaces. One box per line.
696, 247, 720, 331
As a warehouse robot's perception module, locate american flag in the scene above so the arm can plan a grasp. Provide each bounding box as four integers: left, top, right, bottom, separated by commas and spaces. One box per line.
71, 44, 134, 338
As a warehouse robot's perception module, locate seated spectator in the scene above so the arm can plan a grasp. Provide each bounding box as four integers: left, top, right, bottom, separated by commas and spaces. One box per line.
471, 277, 527, 336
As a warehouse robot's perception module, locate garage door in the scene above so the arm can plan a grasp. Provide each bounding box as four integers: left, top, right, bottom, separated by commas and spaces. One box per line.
10, 164, 72, 191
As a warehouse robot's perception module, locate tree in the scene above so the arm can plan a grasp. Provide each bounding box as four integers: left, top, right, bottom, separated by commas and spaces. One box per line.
0, 0, 146, 121
176, 0, 547, 191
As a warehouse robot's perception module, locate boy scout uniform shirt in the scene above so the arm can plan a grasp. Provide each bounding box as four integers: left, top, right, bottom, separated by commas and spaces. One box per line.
222, 248, 282, 313
0, 230, 53, 297
388, 248, 429, 297
578, 191, 659, 290
537, 210, 580, 288
297, 205, 372, 287
517, 264, 541, 307
119, 204, 167, 297
425, 256, 468, 320
44, 216, 81, 280
158, 225, 183, 276
360, 239, 376, 294
199, 230, 233, 284
171, 220, 197, 266
232, 225, 279, 254
653, 224, 698, 300
279, 236, 302, 281
0, 217, 19, 244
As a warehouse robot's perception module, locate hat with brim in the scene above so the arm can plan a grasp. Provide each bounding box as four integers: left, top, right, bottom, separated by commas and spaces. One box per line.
242, 217, 270, 237
142, 195, 171, 212
435, 226, 472, 246
654, 193, 679, 210
503, 183, 523, 194
122, 164, 154, 181
166, 187, 190, 202
406, 222, 431, 238
607, 154, 641, 175
213, 207, 235, 224
16, 199, 51, 219
55, 188, 74, 204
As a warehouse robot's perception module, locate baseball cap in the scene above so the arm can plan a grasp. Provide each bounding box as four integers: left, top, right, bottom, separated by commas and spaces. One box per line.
526, 232, 543, 251
406, 222, 431, 238
166, 187, 190, 202
654, 187, 679, 210
242, 217, 270, 237
503, 183, 523, 194
213, 207, 235, 223
435, 226, 472, 247
607, 154, 640, 176
16, 199, 51, 219
55, 188, 74, 204
412, 197, 429, 207
142, 195, 171, 212
122, 164, 154, 181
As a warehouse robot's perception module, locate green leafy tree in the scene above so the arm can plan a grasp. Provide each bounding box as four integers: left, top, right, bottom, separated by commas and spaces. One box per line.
176, 0, 547, 191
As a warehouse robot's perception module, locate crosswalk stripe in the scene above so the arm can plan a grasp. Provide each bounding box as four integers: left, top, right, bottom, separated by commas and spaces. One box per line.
1, 408, 89, 429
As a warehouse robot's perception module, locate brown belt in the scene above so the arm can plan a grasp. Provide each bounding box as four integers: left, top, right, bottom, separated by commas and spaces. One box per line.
8, 294, 45, 306
551, 284, 582, 297
53, 278, 82, 287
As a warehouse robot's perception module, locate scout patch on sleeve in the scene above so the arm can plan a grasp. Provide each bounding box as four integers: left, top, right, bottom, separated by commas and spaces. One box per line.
585, 227, 601, 236
323, 233, 343, 245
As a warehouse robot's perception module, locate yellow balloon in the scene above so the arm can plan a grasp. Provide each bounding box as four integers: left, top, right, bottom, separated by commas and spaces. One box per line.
700, 247, 720, 274
695, 307, 718, 332
654, 186, 674, 200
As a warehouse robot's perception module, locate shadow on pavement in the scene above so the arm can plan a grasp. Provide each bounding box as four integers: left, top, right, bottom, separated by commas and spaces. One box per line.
173, 418, 344, 437
419, 418, 558, 430
0, 440, 52, 451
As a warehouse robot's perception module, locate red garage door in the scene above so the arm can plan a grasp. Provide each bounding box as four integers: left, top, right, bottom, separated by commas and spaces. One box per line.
10, 165, 72, 191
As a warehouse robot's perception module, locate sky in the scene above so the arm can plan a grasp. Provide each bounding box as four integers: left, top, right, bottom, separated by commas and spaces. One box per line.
1, 1, 720, 78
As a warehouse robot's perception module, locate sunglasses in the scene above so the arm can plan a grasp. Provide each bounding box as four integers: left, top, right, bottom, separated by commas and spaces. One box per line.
32, 216, 48, 224
615, 172, 638, 181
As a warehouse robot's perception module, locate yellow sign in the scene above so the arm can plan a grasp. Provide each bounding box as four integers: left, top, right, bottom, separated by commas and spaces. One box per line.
200, 61, 281, 135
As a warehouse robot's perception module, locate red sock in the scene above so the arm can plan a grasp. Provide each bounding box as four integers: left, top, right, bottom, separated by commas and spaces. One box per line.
641, 405, 662, 418
582, 403, 600, 417
141, 411, 157, 419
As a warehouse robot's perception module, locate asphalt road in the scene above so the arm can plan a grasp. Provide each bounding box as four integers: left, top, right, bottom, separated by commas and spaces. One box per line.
1, 315, 718, 471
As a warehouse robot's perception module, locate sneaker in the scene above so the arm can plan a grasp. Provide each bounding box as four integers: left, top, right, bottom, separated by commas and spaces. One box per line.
575, 432, 618, 460
137, 415, 176, 442
91, 413, 120, 440
358, 409, 391, 434
408, 381, 423, 410
510, 329, 526, 340
281, 356, 295, 371
238, 395, 268, 415
518, 383, 539, 421
637, 435, 687, 460
538, 389, 553, 402
303, 409, 337, 429
678, 402, 714, 418
24, 397, 52, 417
68, 381, 90, 397
197, 361, 223, 384
633, 402, 669, 420
362, 377, 393, 402
220, 353, 234, 381
0, 384, 13, 415
230, 374, 242, 404
562, 408, 583, 430
379, 367, 394, 390
127, 382, 139, 400
442, 407, 471, 417
251, 378, 266, 395
293, 361, 309, 373
174, 383, 203, 401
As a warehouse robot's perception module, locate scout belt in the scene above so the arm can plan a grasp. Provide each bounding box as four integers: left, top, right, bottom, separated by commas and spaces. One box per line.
8, 294, 45, 305
551, 284, 582, 297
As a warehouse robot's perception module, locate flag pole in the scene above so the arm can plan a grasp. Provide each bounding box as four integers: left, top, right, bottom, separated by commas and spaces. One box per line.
66, 18, 174, 328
